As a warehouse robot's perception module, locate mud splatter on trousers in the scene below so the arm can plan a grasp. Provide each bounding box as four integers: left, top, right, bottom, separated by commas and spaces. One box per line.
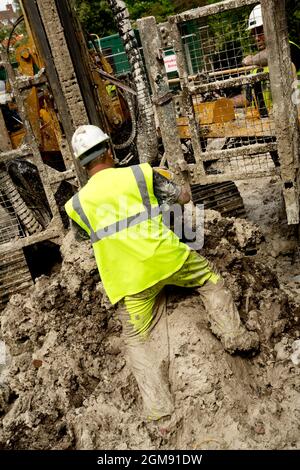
118, 251, 247, 420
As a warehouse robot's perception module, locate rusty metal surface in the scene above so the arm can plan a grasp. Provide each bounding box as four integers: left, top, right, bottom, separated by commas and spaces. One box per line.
176, 116, 276, 139
21, 0, 86, 186
4, 55, 62, 223
0, 49, 64, 307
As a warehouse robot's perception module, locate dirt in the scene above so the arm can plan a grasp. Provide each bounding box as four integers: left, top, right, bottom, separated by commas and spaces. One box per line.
0, 174, 299, 450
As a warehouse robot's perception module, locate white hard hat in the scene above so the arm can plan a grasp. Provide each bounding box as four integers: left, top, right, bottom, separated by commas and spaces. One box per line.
72, 125, 110, 166
248, 4, 263, 30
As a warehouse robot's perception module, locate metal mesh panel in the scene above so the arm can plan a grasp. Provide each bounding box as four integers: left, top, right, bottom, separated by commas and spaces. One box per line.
203, 150, 275, 176
102, 49, 131, 76
0, 188, 25, 245
181, 16, 253, 76
175, 5, 277, 177
0, 249, 33, 310
101, 46, 145, 77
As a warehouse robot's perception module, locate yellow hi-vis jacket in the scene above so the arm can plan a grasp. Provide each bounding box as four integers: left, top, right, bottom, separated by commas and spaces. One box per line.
65, 163, 190, 304
251, 66, 272, 112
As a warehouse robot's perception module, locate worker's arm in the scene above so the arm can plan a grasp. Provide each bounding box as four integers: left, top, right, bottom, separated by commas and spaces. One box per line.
153, 168, 191, 206
242, 49, 268, 67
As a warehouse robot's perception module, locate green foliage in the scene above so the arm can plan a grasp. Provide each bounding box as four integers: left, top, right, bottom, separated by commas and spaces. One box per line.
286, 0, 300, 46
75, 0, 299, 48
207, 4, 253, 53
127, 1, 174, 24
75, 0, 116, 36
75, 0, 221, 36
0, 26, 11, 43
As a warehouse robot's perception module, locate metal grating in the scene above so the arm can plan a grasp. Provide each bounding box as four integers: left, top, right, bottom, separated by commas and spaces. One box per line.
0, 191, 25, 244
0, 46, 64, 307
0, 249, 33, 310
173, 3, 278, 179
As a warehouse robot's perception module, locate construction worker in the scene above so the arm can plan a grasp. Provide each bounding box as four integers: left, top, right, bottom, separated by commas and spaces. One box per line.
234, 4, 299, 108
65, 125, 259, 422
233, 4, 300, 166
242, 4, 300, 73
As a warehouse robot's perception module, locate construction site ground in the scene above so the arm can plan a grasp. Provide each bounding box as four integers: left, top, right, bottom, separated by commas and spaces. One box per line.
0, 155, 300, 450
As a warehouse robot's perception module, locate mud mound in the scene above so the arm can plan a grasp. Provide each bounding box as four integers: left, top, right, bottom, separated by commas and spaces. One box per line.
0, 216, 299, 450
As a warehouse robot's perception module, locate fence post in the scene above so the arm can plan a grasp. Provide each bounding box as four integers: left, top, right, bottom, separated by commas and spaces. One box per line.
261, 0, 300, 225
138, 16, 190, 186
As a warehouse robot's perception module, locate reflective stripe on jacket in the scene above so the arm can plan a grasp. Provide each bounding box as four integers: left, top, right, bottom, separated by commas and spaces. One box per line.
65, 163, 190, 304
251, 40, 300, 111
251, 66, 272, 114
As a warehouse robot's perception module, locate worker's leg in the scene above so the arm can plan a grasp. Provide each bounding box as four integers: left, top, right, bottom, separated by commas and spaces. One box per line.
270, 150, 280, 168
118, 283, 174, 421
166, 251, 259, 353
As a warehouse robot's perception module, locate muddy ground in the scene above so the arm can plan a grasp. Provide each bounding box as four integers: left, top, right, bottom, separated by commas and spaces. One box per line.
0, 173, 299, 450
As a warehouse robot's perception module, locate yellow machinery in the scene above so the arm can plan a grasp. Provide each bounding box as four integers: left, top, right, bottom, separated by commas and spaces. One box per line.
2, 10, 131, 156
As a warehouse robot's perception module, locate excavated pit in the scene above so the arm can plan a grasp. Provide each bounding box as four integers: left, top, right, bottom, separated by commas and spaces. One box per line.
0, 174, 299, 450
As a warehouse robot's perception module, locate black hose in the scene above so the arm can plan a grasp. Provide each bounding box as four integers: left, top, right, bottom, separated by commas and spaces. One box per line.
6, 15, 24, 60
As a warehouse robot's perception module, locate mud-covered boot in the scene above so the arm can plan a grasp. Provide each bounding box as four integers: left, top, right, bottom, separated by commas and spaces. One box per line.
145, 413, 179, 439
199, 277, 260, 354
221, 327, 259, 354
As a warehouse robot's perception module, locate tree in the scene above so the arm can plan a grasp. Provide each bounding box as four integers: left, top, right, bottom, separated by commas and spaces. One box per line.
286, 0, 300, 46
75, 0, 217, 35
126, 0, 175, 24
75, 0, 116, 36
173, 0, 216, 12
0, 25, 11, 44
74, 0, 299, 46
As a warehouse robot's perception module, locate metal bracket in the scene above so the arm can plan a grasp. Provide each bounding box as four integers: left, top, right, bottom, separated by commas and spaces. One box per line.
153, 92, 173, 106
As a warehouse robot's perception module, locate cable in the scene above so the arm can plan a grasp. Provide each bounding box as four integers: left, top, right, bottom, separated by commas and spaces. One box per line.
6, 15, 24, 61
112, 89, 137, 150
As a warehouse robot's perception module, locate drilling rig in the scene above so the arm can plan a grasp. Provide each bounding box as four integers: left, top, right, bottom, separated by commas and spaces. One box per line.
1, 0, 298, 309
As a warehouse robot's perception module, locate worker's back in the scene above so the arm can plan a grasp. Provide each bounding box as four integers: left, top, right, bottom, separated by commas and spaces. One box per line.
66, 163, 190, 304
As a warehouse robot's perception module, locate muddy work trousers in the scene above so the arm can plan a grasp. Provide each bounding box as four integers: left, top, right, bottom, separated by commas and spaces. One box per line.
118, 251, 244, 421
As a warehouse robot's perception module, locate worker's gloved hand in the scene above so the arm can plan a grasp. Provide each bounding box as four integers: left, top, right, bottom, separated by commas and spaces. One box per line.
153, 167, 174, 181
242, 55, 254, 66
